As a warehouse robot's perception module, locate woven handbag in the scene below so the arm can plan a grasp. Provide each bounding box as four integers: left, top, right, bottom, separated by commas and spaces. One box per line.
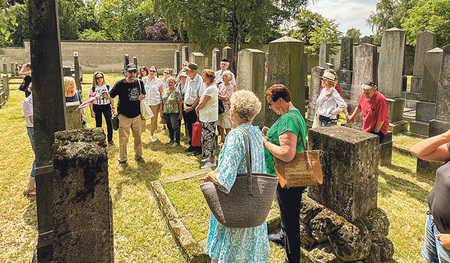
274, 114, 324, 188
200, 127, 278, 228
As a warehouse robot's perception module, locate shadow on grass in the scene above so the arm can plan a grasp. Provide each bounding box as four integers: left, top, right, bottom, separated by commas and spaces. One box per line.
378, 168, 430, 203
23, 198, 38, 227
114, 160, 162, 202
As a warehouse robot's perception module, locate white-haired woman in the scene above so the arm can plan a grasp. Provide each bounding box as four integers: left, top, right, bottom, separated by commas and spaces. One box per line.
217, 70, 235, 144
200, 90, 269, 263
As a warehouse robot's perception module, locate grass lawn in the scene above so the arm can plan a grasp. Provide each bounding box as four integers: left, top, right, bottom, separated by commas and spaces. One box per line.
0, 74, 434, 262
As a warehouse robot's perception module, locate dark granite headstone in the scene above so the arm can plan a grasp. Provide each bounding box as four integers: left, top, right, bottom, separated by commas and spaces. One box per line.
308, 126, 379, 222
182, 46, 189, 63
174, 50, 180, 75
52, 128, 114, 262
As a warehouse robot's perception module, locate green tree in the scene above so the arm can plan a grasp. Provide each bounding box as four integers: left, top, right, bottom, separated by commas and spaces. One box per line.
153, 0, 311, 70
289, 10, 324, 45
345, 28, 361, 45
0, 1, 18, 46
97, 0, 155, 41
366, 0, 418, 44
402, 0, 450, 47
308, 19, 342, 56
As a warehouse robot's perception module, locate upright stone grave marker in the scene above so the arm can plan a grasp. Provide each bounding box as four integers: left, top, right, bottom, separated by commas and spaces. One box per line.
191, 52, 205, 73
411, 31, 436, 93
308, 126, 379, 222
378, 28, 407, 134
361, 36, 374, 44
306, 66, 325, 128
124, 54, 129, 70
3, 63, 7, 74
338, 37, 353, 99
30, 0, 68, 259
174, 50, 180, 75
74, 52, 81, 93
11, 62, 15, 77
212, 48, 221, 72
410, 48, 443, 136
266, 37, 305, 126
52, 128, 113, 262
319, 43, 329, 68
133, 56, 138, 69
304, 52, 309, 100
417, 44, 450, 180
236, 49, 266, 127
182, 46, 189, 63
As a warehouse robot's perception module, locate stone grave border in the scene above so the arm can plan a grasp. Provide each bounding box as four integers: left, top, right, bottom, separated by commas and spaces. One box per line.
150, 168, 282, 262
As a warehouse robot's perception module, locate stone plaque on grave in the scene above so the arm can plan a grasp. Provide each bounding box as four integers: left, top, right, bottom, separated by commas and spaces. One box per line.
308, 126, 379, 222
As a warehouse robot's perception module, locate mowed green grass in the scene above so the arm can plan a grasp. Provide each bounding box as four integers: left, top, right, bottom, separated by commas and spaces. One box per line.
0, 74, 435, 262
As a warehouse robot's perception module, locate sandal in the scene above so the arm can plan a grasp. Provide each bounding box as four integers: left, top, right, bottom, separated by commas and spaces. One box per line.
23, 188, 36, 196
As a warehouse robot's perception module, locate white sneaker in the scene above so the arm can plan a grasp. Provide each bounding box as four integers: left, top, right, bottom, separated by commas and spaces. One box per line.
150, 136, 157, 142
201, 158, 210, 162
201, 162, 217, 169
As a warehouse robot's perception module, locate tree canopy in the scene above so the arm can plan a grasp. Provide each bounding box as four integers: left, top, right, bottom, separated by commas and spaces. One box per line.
345, 28, 361, 45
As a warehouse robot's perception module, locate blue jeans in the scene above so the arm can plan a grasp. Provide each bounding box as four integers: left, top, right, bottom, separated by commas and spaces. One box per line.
318, 115, 336, 127
422, 214, 450, 263
164, 113, 181, 143
27, 127, 36, 181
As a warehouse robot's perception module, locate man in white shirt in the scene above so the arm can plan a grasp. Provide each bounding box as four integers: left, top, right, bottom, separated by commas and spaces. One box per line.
183, 62, 203, 155
215, 59, 236, 89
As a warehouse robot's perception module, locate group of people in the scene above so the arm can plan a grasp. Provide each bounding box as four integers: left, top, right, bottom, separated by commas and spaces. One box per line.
19, 60, 448, 263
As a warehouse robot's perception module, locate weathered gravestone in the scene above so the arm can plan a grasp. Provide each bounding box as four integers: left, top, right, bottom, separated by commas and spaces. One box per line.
124, 54, 129, 70
30, 0, 68, 259
361, 36, 374, 44
302, 126, 393, 262
410, 48, 443, 137
338, 37, 353, 100
190, 52, 205, 73
222, 46, 232, 62
305, 66, 325, 128
74, 52, 82, 93
174, 50, 180, 76
182, 46, 189, 63
319, 43, 329, 68
411, 31, 436, 94
2, 63, 7, 74
417, 44, 450, 180
378, 28, 407, 134
212, 48, 221, 72
236, 49, 266, 127
266, 36, 305, 126
52, 128, 114, 262
66, 102, 82, 130
304, 52, 309, 100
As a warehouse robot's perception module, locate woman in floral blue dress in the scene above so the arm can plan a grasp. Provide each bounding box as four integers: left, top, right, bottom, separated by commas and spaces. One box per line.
200, 90, 269, 263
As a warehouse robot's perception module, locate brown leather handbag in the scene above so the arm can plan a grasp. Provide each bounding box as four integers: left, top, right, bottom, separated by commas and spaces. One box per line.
274, 114, 324, 188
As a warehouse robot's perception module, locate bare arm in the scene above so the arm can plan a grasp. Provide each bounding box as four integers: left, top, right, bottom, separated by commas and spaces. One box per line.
263, 131, 297, 162
348, 107, 362, 123
196, 95, 211, 113
410, 129, 450, 162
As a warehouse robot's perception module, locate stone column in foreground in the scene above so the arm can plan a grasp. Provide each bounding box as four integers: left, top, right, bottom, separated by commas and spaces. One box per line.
52, 128, 114, 262
308, 126, 379, 222
236, 48, 266, 127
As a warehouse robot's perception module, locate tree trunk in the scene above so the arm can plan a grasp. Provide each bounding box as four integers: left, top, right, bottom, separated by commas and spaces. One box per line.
231, 8, 241, 76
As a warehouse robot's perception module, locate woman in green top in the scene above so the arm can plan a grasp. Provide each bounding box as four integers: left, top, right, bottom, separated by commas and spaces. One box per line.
262, 84, 307, 263
161, 76, 183, 147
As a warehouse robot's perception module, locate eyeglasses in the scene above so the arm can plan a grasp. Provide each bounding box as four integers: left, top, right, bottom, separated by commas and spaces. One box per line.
149, 70, 156, 73
267, 99, 277, 107
128, 70, 137, 74
96, 76, 103, 79
164, 72, 170, 74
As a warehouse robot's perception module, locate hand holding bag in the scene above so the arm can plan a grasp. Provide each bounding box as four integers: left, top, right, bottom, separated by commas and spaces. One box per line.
274, 114, 324, 188
112, 113, 119, 130
138, 80, 154, 120
200, 127, 278, 228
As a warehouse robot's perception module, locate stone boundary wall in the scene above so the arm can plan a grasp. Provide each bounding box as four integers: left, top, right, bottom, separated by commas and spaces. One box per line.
0, 40, 412, 76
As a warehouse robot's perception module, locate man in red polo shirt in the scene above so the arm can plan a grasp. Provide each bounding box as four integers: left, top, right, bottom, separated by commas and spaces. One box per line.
348, 81, 389, 143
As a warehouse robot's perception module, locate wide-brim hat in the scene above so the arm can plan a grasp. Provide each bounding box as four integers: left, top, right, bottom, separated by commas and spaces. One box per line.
179, 71, 188, 77
184, 62, 198, 72
320, 72, 336, 82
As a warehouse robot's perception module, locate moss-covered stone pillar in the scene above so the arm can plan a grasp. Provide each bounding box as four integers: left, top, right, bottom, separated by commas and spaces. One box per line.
308, 126, 379, 222
52, 128, 113, 262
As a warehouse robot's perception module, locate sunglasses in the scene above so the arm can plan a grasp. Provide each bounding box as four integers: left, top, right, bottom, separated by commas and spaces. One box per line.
149, 70, 156, 73
128, 70, 137, 74
96, 76, 103, 79
164, 72, 170, 74
267, 99, 277, 107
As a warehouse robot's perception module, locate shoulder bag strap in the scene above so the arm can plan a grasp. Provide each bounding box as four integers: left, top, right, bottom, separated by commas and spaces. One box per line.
289, 113, 306, 152
236, 127, 253, 195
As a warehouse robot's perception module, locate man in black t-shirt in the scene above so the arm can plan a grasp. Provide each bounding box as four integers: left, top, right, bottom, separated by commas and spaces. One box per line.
107, 64, 146, 168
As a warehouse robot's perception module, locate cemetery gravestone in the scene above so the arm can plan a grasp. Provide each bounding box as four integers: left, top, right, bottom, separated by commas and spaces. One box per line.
182, 46, 189, 63
191, 52, 205, 73
236, 49, 266, 127
378, 28, 407, 134
306, 66, 325, 128
212, 48, 221, 72
174, 50, 180, 75
361, 36, 374, 44
266, 36, 305, 126
338, 37, 353, 100
319, 43, 329, 68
